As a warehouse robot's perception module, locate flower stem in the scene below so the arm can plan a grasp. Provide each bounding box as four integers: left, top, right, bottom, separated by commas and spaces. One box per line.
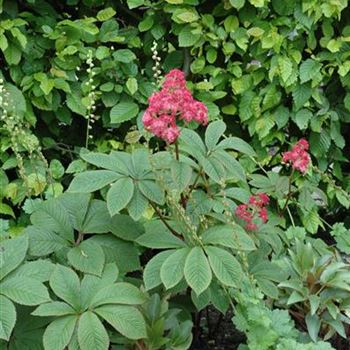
281, 169, 295, 215
150, 202, 182, 238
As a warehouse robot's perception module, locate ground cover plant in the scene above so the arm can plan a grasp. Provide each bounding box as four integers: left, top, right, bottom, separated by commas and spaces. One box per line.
0, 0, 350, 349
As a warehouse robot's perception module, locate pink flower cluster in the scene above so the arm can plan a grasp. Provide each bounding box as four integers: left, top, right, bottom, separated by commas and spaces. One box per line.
282, 139, 310, 174
235, 193, 270, 231
142, 69, 208, 143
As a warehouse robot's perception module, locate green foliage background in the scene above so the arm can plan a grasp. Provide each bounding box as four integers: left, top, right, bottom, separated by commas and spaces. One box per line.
1, 0, 350, 225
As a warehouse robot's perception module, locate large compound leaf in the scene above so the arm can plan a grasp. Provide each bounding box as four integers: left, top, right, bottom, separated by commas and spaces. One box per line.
0, 235, 28, 281
184, 247, 212, 295
43, 315, 78, 350
95, 305, 147, 340
78, 311, 109, 350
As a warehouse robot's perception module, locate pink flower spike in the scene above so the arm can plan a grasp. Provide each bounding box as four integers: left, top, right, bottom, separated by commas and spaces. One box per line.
282, 139, 311, 174
142, 69, 209, 143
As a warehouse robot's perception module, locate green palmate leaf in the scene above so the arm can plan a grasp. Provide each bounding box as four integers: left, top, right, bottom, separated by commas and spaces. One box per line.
95, 305, 147, 340
32, 301, 76, 317
43, 315, 78, 350
0, 235, 28, 281
179, 128, 206, 159
0, 296, 16, 341
109, 214, 144, 241
137, 226, 185, 249
127, 186, 148, 221
68, 240, 105, 276
80, 152, 127, 174
68, 170, 121, 193
143, 250, 174, 291
110, 101, 139, 123
201, 157, 226, 183
31, 198, 73, 241
160, 247, 191, 289
91, 235, 140, 273
13, 260, 55, 282
81, 200, 111, 234
50, 265, 81, 308
107, 177, 134, 216
90, 282, 147, 308
215, 137, 256, 157
170, 161, 193, 192
78, 311, 109, 350
191, 288, 211, 311
201, 225, 255, 251
205, 120, 226, 150
1, 276, 50, 305
205, 246, 243, 288
184, 247, 212, 295
27, 226, 68, 256
138, 180, 164, 205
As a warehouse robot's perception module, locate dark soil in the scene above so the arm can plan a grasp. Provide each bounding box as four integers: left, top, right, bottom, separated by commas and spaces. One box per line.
190, 308, 245, 350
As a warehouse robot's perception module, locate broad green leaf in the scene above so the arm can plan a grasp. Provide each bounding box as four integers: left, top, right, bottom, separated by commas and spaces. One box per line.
96, 7, 116, 21
143, 250, 174, 290
81, 200, 111, 234
127, 186, 148, 221
107, 177, 134, 216
184, 247, 212, 295
110, 101, 139, 123
90, 235, 140, 273
1, 276, 50, 305
292, 84, 312, 110
127, 0, 144, 9
31, 198, 73, 241
137, 226, 185, 249
80, 152, 126, 173
78, 311, 109, 350
295, 109, 312, 130
90, 282, 147, 308
113, 49, 136, 63
68, 240, 105, 276
305, 313, 321, 342
13, 260, 55, 282
178, 25, 200, 47
109, 214, 144, 241
229, 0, 245, 9
0, 296, 16, 341
160, 247, 190, 289
27, 226, 68, 256
32, 301, 76, 316
0, 235, 28, 281
216, 136, 256, 157
50, 265, 81, 308
95, 305, 147, 340
201, 157, 225, 183
68, 170, 121, 193
299, 59, 322, 83
170, 160, 193, 192
138, 180, 164, 205
205, 120, 226, 150
43, 315, 77, 350
201, 225, 255, 251
205, 246, 243, 288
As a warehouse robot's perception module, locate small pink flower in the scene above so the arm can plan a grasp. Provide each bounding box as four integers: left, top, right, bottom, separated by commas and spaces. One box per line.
142, 69, 208, 143
282, 139, 311, 174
